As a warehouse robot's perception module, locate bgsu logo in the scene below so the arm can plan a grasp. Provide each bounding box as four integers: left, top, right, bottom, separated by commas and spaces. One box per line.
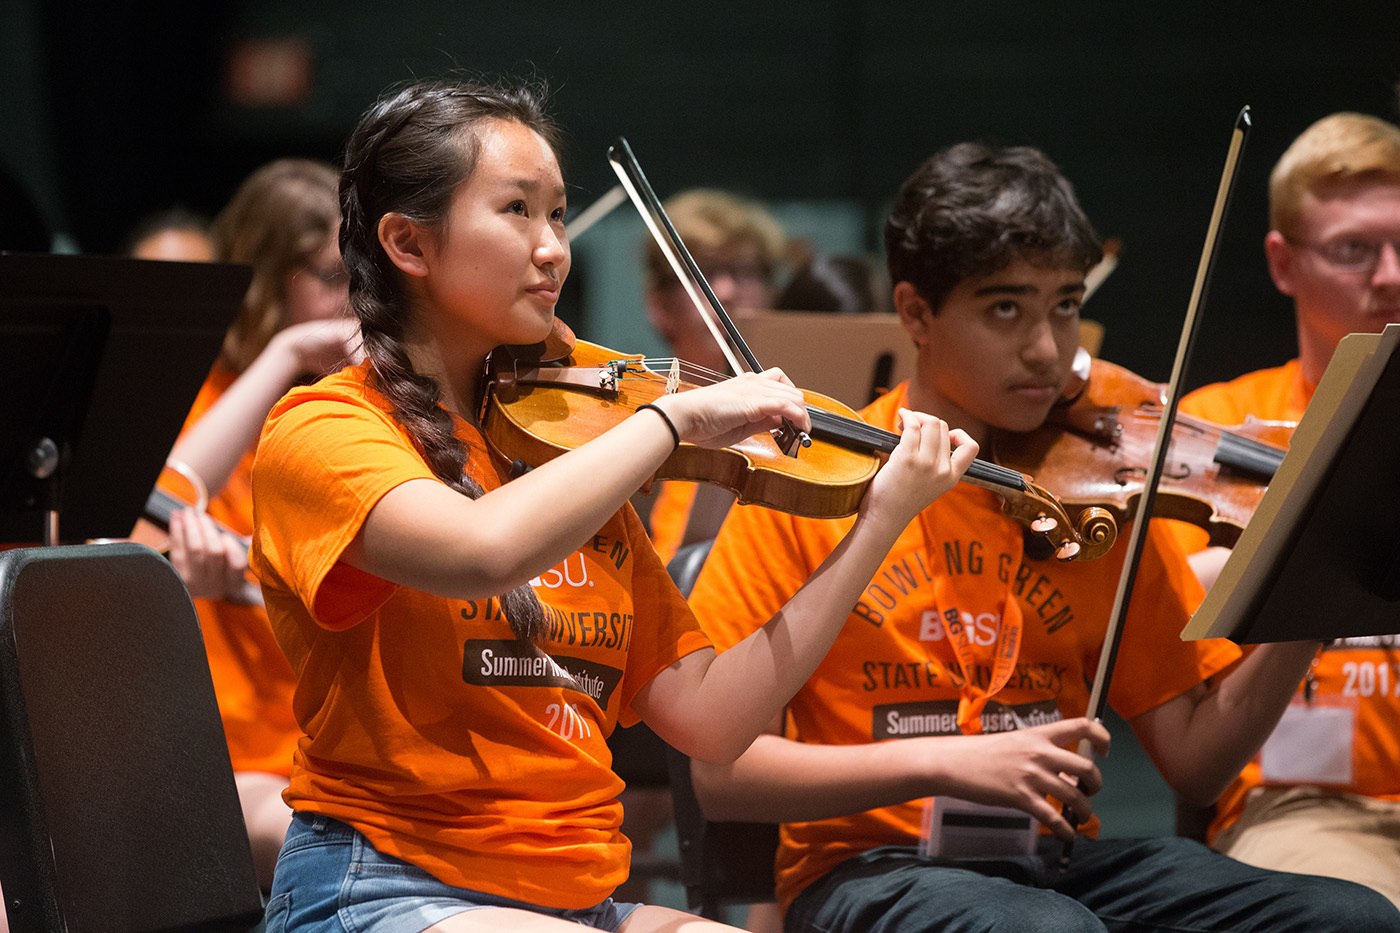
919, 610, 1002, 646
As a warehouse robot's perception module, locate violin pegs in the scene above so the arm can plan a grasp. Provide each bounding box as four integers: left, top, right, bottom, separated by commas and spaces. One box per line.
1055, 540, 1082, 561
1031, 515, 1059, 533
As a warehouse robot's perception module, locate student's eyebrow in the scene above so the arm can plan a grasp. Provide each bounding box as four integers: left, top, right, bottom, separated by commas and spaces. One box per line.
972, 281, 1086, 297
500, 177, 568, 198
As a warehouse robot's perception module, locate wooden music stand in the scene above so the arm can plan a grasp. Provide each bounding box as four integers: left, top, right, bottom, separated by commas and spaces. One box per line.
733, 309, 915, 409
0, 252, 248, 545
1183, 324, 1400, 644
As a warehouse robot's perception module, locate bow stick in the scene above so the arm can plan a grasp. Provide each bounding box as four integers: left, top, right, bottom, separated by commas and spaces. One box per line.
608, 137, 811, 455
1060, 106, 1252, 865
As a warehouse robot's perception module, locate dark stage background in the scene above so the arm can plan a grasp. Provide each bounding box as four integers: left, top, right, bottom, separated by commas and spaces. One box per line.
4, 0, 1399, 388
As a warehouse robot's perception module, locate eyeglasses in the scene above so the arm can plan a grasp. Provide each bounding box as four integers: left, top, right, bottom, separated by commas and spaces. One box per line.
1291, 236, 1400, 274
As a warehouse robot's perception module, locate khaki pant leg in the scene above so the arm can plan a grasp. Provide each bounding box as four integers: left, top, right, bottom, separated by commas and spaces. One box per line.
1216, 786, 1400, 910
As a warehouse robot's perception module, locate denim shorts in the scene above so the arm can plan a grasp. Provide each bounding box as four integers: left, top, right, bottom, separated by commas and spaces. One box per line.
265, 811, 641, 933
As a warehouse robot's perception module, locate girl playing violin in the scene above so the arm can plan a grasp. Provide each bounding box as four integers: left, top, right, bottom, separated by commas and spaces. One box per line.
249, 76, 977, 933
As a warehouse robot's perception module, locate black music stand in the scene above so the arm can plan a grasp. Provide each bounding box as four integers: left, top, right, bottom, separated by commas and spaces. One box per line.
1183, 324, 1400, 644
0, 252, 248, 545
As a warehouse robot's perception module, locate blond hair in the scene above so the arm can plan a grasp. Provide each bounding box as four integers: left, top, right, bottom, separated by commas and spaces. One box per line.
212, 158, 341, 372
643, 188, 787, 287
1270, 112, 1400, 238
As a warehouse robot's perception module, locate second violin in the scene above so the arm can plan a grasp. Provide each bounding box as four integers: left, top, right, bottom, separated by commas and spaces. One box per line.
995, 356, 1292, 547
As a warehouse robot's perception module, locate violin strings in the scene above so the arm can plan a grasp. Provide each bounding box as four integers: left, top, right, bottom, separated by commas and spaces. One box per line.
607, 359, 1029, 491
1121, 407, 1286, 478
1124, 407, 1288, 458
627, 358, 731, 387
615, 364, 1025, 487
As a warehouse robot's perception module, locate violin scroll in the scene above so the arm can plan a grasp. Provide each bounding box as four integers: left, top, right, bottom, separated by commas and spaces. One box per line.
976, 472, 1117, 562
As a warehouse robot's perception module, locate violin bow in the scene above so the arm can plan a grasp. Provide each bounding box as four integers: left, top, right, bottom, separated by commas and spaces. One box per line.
607, 137, 811, 455
1061, 106, 1252, 864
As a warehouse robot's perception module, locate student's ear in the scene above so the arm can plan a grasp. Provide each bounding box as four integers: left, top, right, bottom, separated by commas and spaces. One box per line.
378, 212, 431, 278
893, 281, 934, 347
1263, 230, 1298, 298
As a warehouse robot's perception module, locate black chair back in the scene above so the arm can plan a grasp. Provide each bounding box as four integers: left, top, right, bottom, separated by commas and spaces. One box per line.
0, 543, 263, 932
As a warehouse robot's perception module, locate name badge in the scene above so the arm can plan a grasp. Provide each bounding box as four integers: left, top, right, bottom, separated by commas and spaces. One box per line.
1259, 699, 1354, 785
920, 796, 1036, 859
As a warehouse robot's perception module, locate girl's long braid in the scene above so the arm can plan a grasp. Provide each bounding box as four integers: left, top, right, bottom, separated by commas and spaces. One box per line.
341, 79, 549, 643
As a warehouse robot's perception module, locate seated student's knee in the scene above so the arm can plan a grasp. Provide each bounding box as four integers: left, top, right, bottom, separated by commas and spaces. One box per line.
1269, 873, 1400, 929
1174, 841, 1400, 931
867, 892, 1104, 933
793, 859, 1106, 933
938, 895, 1104, 933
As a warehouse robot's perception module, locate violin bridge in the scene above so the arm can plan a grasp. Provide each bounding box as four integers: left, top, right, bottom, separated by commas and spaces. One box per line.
666, 358, 680, 395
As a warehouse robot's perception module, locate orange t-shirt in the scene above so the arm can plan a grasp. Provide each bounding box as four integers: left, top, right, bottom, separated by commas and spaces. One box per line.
174, 365, 300, 776
1179, 360, 1400, 839
249, 361, 710, 909
646, 480, 697, 566
690, 382, 1241, 910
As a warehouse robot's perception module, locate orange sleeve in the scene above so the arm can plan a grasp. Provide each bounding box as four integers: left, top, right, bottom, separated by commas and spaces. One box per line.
252, 393, 436, 630
690, 501, 847, 653
1107, 519, 1242, 720
613, 504, 712, 725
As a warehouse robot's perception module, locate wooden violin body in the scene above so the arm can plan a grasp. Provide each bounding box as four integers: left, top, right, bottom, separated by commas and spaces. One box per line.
484, 338, 880, 518
996, 357, 1293, 547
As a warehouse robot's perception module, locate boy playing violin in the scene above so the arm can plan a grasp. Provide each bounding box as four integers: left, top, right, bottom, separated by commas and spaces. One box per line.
1174, 112, 1400, 908
688, 141, 1400, 931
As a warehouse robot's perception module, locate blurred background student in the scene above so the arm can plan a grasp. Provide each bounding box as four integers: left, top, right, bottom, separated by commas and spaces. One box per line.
154, 157, 360, 890
774, 251, 891, 315
124, 205, 217, 262
638, 188, 791, 564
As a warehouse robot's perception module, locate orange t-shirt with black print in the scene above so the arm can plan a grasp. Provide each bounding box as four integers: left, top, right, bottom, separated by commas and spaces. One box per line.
690, 382, 1241, 910
1178, 360, 1400, 840
249, 361, 710, 909
173, 364, 300, 777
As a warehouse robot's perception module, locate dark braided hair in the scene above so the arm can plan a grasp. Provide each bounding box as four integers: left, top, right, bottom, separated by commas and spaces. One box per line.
885, 142, 1103, 314
340, 77, 561, 642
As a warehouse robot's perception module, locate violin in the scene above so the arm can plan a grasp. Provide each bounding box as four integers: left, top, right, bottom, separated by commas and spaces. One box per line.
995, 356, 1293, 548
480, 320, 1117, 561
138, 487, 250, 559
127, 479, 259, 606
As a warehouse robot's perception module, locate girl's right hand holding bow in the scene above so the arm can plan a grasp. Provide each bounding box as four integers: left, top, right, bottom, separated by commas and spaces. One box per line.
640, 367, 811, 451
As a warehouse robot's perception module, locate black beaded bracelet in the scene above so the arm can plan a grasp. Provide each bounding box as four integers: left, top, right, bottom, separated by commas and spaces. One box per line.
637, 403, 681, 450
